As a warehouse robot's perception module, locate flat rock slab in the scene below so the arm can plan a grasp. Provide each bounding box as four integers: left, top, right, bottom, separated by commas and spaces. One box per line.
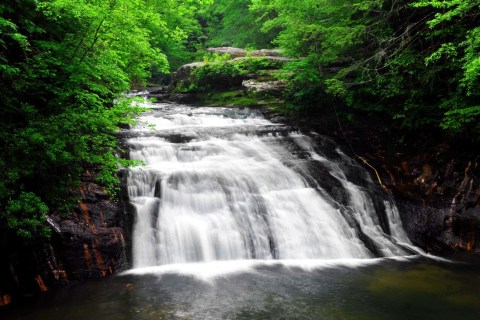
207, 47, 247, 57
232, 56, 295, 62
243, 79, 287, 96
207, 47, 285, 58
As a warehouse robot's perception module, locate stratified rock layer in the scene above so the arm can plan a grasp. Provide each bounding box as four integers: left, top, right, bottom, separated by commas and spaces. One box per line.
0, 171, 130, 304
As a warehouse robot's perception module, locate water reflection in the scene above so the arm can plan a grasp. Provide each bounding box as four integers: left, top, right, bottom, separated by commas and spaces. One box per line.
3, 258, 480, 320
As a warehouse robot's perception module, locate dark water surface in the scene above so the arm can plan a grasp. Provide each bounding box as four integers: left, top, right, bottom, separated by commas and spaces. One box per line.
3, 256, 480, 320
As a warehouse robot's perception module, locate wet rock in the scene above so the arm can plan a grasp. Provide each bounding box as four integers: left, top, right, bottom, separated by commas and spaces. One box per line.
269, 116, 288, 123
265, 92, 480, 257
168, 93, 197, 104
81, 183, 109, 202
0, 179, 130, 304
146, 86, 169, 95
148, 93, 170, 102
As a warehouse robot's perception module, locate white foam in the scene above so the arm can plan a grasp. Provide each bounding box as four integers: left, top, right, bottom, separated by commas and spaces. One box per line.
126, 104, 423, 269
121, 256, 421, 282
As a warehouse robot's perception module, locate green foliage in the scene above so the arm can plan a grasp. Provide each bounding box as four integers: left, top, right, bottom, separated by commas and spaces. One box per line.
190, 56, 284, 91
412, 0, 480, 131
251, 0, 480, 136
276, 56, 324, 107
2, 193, 50, 239
152, 0, 214, 70
202, 0, 278, 49
0, 0, 203, 240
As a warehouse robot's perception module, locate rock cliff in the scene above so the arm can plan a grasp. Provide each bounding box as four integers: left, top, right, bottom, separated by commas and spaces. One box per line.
0, 170, 130, 306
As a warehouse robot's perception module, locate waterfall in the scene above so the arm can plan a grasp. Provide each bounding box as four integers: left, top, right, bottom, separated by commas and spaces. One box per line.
125, 102, 413, 269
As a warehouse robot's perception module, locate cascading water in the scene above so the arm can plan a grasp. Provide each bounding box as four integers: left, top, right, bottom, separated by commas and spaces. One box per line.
12, 101, 478, 320
126, 101, 414, 269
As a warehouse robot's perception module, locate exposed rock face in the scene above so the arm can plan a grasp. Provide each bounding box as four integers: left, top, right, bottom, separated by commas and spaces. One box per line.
174, 62, 206, 87
232, 56, 294, 62
385, 156, 480, 254
172, 49, 293, 94
243, 79, 287, 97
251, 49, 283, 57
207, 47, 284, 58
263, 102, 480, 256
207, 47, 247, 57
352, 143, 480, 255
0, 172, 130, 305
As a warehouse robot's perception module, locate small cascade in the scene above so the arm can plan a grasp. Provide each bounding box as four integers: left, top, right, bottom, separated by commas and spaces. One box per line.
125, 102, 413, 268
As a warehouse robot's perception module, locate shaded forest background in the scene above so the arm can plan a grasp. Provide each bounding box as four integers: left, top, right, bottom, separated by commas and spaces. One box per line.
1, 0, 479, 242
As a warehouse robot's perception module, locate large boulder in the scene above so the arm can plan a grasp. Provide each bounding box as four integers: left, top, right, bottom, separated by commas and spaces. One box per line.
243, 79, 287, 97
251, 49, 283, 57
207, 47, 287, 59
207, 47, 247, 57
174, 61, 206, 87
232, 56, 295, 63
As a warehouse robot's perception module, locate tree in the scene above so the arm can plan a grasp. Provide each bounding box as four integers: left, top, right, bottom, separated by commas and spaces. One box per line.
251, 0, 480, 136
203, 0, 278, 49
0, 0, 206, 239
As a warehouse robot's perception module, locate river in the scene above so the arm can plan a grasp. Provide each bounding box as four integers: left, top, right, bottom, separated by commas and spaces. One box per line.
3, 100, 480, 319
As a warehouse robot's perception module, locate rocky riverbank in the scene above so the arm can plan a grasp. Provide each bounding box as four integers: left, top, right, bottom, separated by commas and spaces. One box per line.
0, 170, 130, 306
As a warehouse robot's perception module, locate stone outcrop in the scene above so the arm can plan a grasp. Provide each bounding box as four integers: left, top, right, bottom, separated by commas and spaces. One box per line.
243, 79, 287, 97
262, 99, 480, 256
173, 62, 206, 87
172, 48, 293, 96
251, 49, 283, 57
384, 155, 480, 254
0, 170, 130, 305
207, 47, 284, 58
232, 56, 294, 62
207, 47, 247, 57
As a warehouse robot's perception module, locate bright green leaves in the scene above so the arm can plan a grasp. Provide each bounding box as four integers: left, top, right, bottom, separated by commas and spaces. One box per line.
412, 0, 478, 28
252, 0, 376, 59
461, 27, 480, 95
0, 14, 30, 50
251, 0, 381, 109
425, 43, 458, 65
37, 0, 171, 87
442, 105, 480, 131
249, 0, 480, 136
0, 0, 192, 241
189, 55, 284, 91
151, 0, 213, 70
0, 11, 28, 76
2, 192, 51, 239
202, 0, 277, 49
413, 0, 480, 131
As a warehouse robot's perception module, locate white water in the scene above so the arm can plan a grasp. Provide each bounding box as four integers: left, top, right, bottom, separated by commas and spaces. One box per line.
126, 102, 413, 268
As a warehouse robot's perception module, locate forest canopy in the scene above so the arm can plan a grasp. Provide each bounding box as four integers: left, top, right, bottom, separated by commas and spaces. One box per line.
249, 0, 480, 134
0, 0, 211, 239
